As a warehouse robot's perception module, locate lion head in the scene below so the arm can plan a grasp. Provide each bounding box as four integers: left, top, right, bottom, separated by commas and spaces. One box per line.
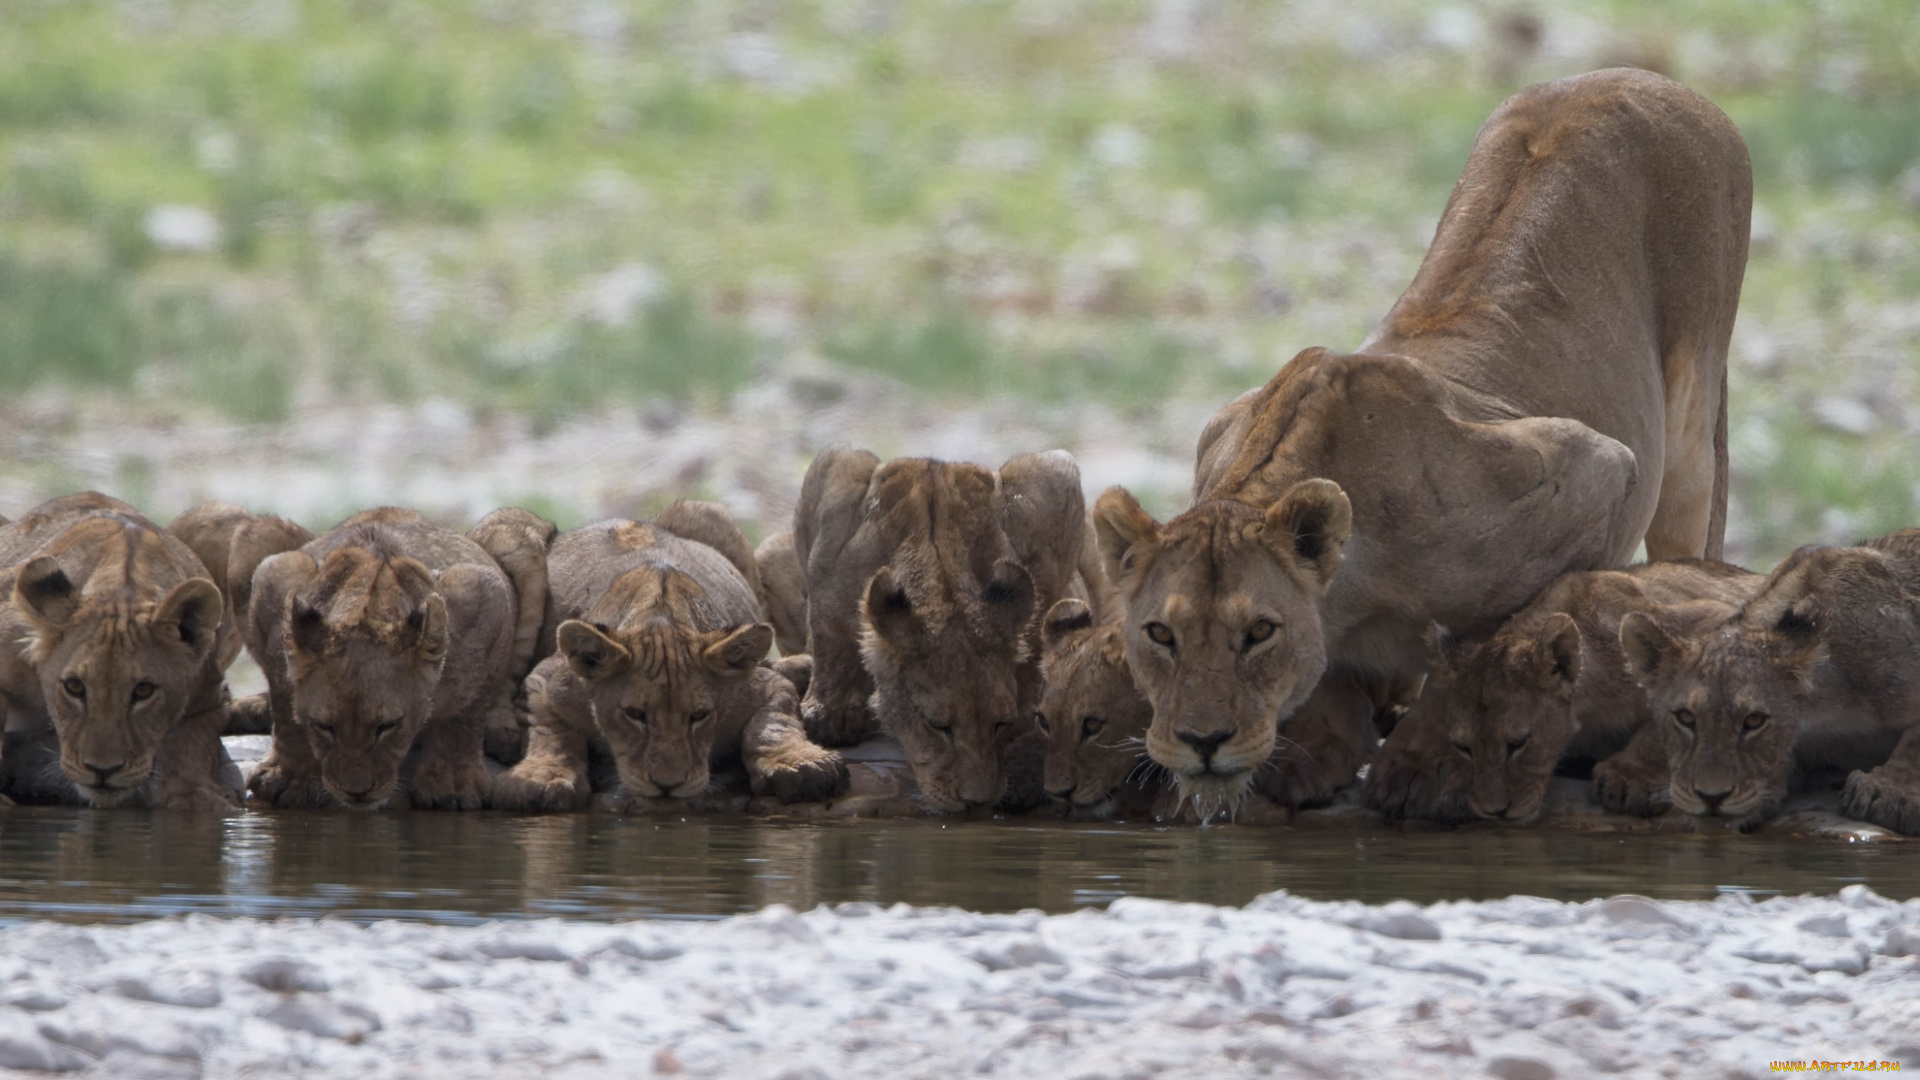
1035, 598, 1154, 816
554, 566, 772, 800
1090, 479, 1352, 804
859, 544, 1036, 813
279, 547, 451, 809
1426, 616, 1581, 823
1619, 611, 1806, 831
13, 526, 224, 806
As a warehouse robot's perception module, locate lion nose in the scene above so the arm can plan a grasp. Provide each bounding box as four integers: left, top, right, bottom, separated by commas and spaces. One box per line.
651, 775, 684, 797
1045, 784, 1076, 801
84, 761, 125, 787
1694, 785, 1730, 812
1177, 729, 1231, 765
338, 780, 376, 801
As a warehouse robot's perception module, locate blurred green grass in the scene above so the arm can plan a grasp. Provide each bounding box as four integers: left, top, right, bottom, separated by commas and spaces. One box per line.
0, 1, 1917, 564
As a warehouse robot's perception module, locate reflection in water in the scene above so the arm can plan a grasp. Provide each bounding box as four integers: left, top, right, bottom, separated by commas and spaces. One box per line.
0, 807, 1910, 924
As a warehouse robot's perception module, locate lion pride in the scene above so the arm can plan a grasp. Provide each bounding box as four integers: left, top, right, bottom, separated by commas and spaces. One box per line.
1093, 69, 1751, 811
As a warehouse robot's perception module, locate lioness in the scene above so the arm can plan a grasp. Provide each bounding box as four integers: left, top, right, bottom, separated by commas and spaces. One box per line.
493, 504, 847, 811
1622, 531, 1920, 834
795, 446, 1085, 812
1035, 598, 1158, 818
1370, 559, 1759, 825
1093, 69, 1750, 811
0, 494, 240, 809
245, 507, 547, 810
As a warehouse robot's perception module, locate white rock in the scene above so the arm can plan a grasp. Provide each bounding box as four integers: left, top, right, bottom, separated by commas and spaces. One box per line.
144, 205, 223, 254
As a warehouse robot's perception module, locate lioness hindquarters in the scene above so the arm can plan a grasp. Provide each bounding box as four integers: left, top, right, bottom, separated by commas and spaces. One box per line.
244, 509, 513, 810
807, 448, 1085, 814
499, 511, 847, 810
1624, 532, 1920, 835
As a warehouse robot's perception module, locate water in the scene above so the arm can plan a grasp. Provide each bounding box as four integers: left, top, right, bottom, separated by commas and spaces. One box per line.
0, 807, 1912, 924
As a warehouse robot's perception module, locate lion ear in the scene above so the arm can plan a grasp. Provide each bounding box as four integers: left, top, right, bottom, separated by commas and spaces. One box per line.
14, 556, 80, 630
1042, 597, 1096, 654
1618, 611, 1677, 686
1091, 487, 1163, 591
156, 578, 224, 655
1260, 478, 1352, 587
862, 568, 917, 648
981, 559, 1036, 640
403, 594, 450, 666
1535, 612, 1582, 690
703, 623, 773, 676
288, 597, 330, 660
557, 620, 631, 682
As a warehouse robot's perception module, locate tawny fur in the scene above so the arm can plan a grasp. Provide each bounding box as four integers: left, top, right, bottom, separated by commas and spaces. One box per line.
0, 493, 245, 810
1093, 70, 1750, 809
492, 506, 846, 812
1368, 559, 1760, 825
794, 446, 1085, 813
1624, 531, 1920, 835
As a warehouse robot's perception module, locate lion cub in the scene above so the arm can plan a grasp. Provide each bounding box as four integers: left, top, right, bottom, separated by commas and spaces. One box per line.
1370, 559, 1759, 825
1622, 531, 1920, 834
794, 445, 1085, 813
1034, 598, 1158, 818
245, 507, 551, 810
493, 503, 848, 811
0, 494, 248, 810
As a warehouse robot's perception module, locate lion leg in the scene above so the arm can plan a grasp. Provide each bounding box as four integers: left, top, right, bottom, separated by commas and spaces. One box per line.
1361, 694, 1471, 824
1255, 672, 1375, 810
224, 692, 274, 736
1840, 725, 1920, 836
1590, 719, 1673, 817
741, 670, 849, 804
799, 627, 875, 747
248, 707, 331, 809
151, 685, 244, 812
493, 724, 593, 813
1644, 336, 1726, 561
408, 702, 492, 811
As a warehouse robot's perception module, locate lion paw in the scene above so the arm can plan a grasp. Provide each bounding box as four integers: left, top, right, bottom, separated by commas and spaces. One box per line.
1255, 754, 1341, 810
755, 748, 851, 804
160, 782, 243, 814
1591, 756, 1672, 817
1841, 767, 1920, 836
248, 761, 327, 809
409, 761, 490, 811
800, 695, 874, 748
492, 765, 589, 813
1360, 747, 1470, 824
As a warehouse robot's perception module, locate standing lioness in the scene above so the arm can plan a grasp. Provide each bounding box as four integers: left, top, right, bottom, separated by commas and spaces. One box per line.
1094, 69, 1750, 810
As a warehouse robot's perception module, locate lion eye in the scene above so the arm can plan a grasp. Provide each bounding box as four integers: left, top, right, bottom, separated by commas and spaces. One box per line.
1743, 712, 1768, 732
623, 706, 648, 724
312, 722, 337, 740
61, 677, 86, 700
1505, 735, 1527, 759
1145, 622, 1176, 650
1032, 711, 1050, 735
374, 720, 401, 739
688, 709, 711, 727
1080, 716, 1104, 739
1244, 619, 1277, 647
1672, 709, 1696, 731
927, 717, 953, 734
1451, 740, 1472, 758
130, 681, 157, 703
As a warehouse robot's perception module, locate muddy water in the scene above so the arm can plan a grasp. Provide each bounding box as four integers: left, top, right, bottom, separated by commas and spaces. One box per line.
0, 807, 1913, 924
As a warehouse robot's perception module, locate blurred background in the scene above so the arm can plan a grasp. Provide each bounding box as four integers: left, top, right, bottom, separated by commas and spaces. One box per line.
0, 0, 1915, 569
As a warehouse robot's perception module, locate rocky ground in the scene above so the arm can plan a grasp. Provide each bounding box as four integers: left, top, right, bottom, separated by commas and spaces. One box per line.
0, 886, 1914, 1078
